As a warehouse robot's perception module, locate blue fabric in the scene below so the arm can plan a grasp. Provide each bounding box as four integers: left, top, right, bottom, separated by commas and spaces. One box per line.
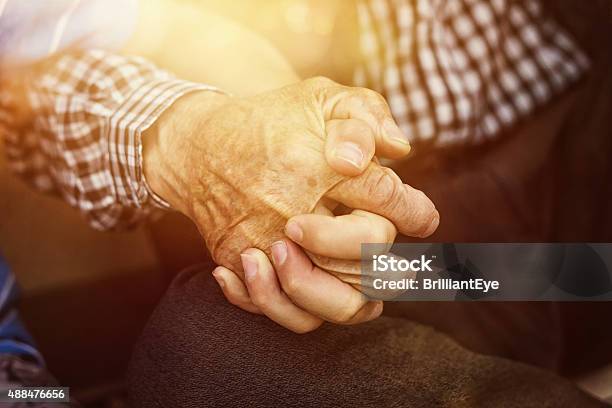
0, 254, 44, 366
0, 0, 138, 69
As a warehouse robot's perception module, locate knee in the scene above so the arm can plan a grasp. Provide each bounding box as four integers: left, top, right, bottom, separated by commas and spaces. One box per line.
126, 264, 298, 407
126, 264, 232, 407
126, 264, 383, 407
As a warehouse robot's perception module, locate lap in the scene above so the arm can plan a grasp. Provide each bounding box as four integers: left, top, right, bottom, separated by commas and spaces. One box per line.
127, 264, 603, 408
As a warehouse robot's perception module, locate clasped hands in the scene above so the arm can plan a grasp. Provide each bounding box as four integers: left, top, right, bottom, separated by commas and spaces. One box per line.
144, 77, 439, 333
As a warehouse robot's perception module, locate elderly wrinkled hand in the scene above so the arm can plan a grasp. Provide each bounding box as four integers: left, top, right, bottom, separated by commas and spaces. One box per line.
144, 77, 437, 269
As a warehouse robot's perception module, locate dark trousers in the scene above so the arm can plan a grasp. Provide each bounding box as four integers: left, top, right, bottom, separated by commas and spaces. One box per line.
127, 264, 606, 408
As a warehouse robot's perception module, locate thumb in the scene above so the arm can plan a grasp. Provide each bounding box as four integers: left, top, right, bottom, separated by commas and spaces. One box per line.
321, 82, 412, 159
324, 118, 375, 176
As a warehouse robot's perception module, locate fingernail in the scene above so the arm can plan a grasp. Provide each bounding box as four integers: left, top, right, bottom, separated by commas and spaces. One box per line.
212, 268, 225, 288
241, 253, 258, 282
285, 221, 303, 243
421, 212, 440, 237
334, 142, 364, 169
383, 118, 411, 147
271, 241, 288, 266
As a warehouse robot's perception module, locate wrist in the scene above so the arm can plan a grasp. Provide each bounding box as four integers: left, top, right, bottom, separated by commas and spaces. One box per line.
142, 90, 230, 213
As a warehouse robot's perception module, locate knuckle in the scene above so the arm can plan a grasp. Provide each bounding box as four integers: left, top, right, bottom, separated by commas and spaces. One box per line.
355, 88, 388, 114
368, 223, 390, 244
281, 273, 302, 297
334, 301, 362, 323
367, 170, 401, 212
360, 87, 386, 105
307, 76, 335, 88
250, 291, 270, 309
339, 93, 367, 111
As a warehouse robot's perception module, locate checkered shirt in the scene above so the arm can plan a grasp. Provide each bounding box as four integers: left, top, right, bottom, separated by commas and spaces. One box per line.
1, 50, 209, 230
1, 0, 590, 231
354, 0, 589, 147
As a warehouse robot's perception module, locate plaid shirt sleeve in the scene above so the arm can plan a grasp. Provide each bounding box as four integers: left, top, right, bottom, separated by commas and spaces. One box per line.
1, 49, 214, 230
354, 0, 590, 147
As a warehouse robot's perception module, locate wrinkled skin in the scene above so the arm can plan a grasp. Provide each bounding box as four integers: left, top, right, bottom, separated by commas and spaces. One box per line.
144, 77, 438, 289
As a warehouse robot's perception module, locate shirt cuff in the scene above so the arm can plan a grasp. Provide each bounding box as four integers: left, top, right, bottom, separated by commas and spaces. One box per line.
107, 78, 220, 211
